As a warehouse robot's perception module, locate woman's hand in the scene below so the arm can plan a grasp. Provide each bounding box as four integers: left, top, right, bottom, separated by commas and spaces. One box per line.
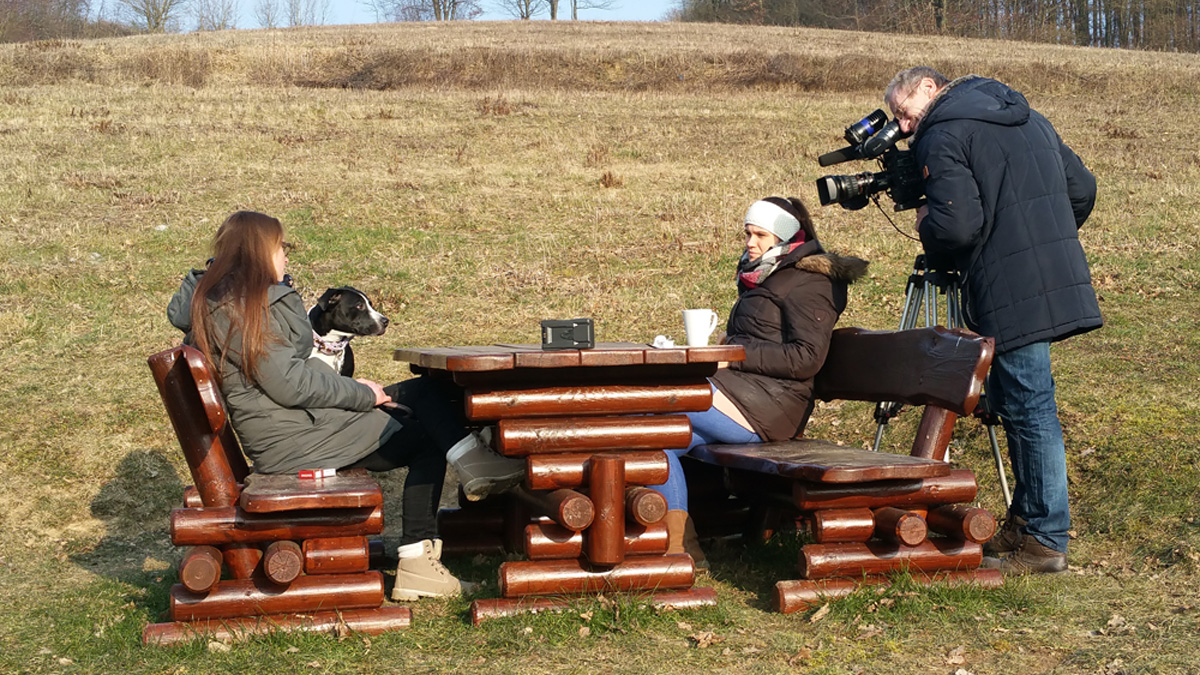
356, 378, 393, 407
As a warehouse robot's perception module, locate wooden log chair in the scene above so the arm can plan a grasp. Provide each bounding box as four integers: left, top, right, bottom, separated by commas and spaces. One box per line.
142, 345, 411, 645
685, 326, 1006, 613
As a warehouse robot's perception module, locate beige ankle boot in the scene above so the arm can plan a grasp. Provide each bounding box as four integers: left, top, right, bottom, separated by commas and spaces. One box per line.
447, 431, 525, 502
664, 509, 709, 572
392, 539, 476, 601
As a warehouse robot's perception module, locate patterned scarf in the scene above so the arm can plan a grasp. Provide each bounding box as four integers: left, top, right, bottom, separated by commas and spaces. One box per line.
736, 232, 807, 289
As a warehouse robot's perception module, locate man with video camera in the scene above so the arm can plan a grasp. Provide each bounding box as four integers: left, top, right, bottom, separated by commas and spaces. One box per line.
884, 67, 1101, 575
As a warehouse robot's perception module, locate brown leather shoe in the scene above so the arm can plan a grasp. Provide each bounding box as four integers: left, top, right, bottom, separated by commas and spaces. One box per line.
981, 535, 1067, 575
983, 514, 1027, 557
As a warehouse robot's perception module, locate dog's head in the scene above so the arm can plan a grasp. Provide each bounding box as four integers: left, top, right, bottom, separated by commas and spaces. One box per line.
309, 286, 390, 338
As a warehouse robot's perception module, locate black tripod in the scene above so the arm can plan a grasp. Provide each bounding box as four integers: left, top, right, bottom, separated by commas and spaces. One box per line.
871, 254, 1012, 507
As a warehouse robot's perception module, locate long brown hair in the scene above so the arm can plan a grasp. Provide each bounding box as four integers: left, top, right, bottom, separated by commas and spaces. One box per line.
190, 211, 285, 386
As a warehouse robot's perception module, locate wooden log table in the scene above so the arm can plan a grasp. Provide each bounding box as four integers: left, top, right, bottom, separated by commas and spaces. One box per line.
394, 342, 744, 619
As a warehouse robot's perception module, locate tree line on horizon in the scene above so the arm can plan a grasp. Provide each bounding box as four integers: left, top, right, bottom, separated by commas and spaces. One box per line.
672, 0, 1199, 52
4, 0, 1197, 53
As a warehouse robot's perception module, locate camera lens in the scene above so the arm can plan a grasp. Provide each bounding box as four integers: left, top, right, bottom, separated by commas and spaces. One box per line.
844, 109, 888, 146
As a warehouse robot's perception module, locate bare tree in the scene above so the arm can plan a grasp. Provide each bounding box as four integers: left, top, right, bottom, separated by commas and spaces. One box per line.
570, 0, 616, 19
285, 0, 326, 25
494, 0, 546, 19
432, 0, 482, 19
253, 0, 280, 27
117, 0, 189, 31
193, 0, 236, 29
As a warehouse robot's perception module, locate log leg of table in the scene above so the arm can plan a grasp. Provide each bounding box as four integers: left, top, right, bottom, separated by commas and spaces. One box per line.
525, 521, 668, 560
812, 508, 876, 544
222, 543, 262, 579
262, 540, 303, 586
585, 454, 626, 566
470, 587, 717, 625
303, 537, 370, 575
625, 487, 668, 526
499, 554, 695, 598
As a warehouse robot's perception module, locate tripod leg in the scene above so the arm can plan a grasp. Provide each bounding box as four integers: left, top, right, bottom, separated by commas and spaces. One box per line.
988, 425, 1013, 508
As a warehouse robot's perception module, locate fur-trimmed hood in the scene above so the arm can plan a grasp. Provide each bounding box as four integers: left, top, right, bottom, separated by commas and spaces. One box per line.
796, 252, 870, 284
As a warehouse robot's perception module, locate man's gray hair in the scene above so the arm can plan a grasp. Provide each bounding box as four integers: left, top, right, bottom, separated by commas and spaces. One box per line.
885, 66, 950, 104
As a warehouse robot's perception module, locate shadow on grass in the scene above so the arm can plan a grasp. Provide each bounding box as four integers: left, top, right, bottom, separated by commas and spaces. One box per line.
70, 449, 184, 625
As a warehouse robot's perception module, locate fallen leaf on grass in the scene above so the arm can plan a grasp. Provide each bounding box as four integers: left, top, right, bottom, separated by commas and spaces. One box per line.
787, 647, 812, 665
1107, 614, 1126, 629
945, 645, 966, 665
206, 642, 230, 653
579, 611, 593, 622
676, 621, 692, 631
578, 626, 591, 637
809, 603, 831, 623
952, 669, 975, 675
855, 624, 883, 640
688, 631, 724, 649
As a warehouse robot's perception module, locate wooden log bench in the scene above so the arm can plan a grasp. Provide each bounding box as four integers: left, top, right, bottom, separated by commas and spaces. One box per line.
685, 326, 1004, 612
143, 345, 410, 645
394, 342, 745, 623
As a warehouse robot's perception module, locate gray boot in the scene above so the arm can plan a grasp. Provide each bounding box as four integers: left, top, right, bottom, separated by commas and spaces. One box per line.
446, 431, 525, 502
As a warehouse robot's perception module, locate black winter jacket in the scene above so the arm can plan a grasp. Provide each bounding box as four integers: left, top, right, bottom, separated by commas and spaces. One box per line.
913, 76, 1101, 353
711, 240, 867, 441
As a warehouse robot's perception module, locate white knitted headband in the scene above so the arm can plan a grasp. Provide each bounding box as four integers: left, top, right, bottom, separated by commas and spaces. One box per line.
744, 200, 800, 242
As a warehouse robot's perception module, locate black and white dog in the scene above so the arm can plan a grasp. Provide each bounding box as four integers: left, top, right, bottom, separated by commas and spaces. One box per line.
308, 286, 390, 376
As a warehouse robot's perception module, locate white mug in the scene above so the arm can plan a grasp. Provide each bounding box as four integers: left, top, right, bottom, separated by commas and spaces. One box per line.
682, 309, 720, 347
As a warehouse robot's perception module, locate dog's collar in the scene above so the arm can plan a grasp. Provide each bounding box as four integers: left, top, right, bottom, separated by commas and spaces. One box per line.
313, 330, 351, 356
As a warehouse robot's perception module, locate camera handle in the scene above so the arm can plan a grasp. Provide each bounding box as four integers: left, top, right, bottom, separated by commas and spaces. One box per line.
871, 254, 1012, 508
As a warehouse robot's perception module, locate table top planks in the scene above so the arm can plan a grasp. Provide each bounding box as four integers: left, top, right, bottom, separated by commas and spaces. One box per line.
394, 342, 744, 372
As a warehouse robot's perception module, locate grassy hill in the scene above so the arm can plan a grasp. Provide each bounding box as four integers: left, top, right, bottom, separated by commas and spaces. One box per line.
1, 20, 1197, 674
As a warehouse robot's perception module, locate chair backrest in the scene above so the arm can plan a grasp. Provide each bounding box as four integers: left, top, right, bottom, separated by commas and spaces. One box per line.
813, 326, 994, 416
148, 345, 250, 507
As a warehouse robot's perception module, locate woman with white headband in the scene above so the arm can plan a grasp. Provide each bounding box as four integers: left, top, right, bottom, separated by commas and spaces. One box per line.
654, 196, 868, 569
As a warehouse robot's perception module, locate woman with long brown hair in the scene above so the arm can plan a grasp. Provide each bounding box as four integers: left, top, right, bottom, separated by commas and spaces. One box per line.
168, 211, 507, 600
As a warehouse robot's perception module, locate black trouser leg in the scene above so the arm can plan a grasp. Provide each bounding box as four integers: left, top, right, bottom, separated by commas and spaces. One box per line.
342, 414, 447, 545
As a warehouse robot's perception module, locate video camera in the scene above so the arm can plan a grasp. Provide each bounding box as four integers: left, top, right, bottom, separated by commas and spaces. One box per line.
815, 109, 926, 212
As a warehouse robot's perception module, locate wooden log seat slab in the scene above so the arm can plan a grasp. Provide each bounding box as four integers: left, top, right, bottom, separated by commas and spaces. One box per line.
527, 452, 669, 491
395, 342, 744, 373
774, 568, 1003, 614
525, 522, 669, 560
170, 505, 384, 546
496, 415, 693, 456
799, 538, 983, 580
238, 469, 383, 514
470, 587, 718, 625
691, 441, 952, 484
465, 381, 714, 421
793, 469, 979, 511
143, 606, 412, 645
813, 327, 993, 415
499, 554, 696, 597
169, 571, 385, 621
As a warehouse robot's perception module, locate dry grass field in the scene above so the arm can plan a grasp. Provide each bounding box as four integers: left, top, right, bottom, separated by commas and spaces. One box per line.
1, 20, 1198, 674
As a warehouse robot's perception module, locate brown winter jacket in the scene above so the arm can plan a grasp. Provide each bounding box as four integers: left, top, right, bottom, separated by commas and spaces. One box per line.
711, 239, 867, 441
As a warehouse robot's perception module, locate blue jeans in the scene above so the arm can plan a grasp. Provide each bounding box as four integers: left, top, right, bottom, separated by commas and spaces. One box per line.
650, 386, 761, 511
987, 341, 1070, 552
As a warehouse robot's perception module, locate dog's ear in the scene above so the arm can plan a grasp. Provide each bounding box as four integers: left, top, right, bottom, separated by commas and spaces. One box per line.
315, 288, 345, 311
